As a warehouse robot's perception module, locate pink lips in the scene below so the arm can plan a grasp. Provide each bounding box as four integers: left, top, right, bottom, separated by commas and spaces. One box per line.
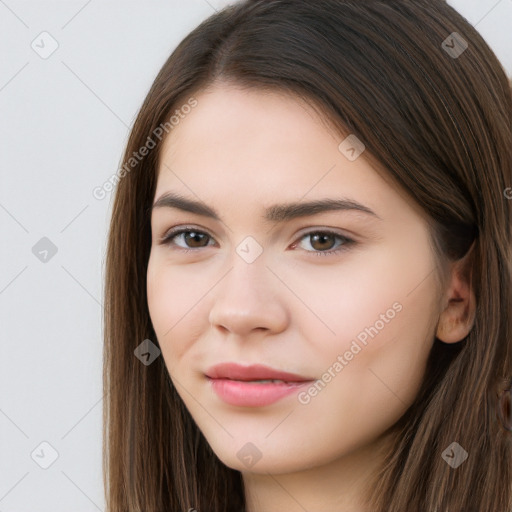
205, 363, 315, 407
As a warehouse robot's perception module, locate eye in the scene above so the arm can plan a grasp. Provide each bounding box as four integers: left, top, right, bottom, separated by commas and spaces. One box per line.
159, 226, 355, 257
159, 226, 215, 253
292, 230, 355, 256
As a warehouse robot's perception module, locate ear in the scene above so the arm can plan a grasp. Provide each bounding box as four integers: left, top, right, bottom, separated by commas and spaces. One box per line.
435, 242, 477, 344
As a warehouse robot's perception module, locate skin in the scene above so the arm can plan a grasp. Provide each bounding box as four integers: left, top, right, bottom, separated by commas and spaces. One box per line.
146, 83, 476, 512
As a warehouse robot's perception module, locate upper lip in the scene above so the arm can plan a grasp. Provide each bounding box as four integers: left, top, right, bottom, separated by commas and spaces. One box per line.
205, 363, 314, 382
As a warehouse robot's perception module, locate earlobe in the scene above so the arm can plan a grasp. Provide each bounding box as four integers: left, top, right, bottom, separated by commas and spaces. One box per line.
435, 291, 476, 343
435, 247, 477, 344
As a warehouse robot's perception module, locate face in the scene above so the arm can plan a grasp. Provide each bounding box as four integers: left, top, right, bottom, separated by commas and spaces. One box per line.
147, 83, 444, 475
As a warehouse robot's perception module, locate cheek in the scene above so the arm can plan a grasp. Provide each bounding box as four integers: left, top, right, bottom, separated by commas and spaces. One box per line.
295, 240, 439, 406
292, 290, 437, 461
325, 292, 434, 428
146, 255, 212, 367
276, 242, 433, 352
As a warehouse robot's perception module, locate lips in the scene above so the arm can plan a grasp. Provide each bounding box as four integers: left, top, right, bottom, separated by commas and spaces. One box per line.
205, 363, 315, 407
205, 362, 314, 383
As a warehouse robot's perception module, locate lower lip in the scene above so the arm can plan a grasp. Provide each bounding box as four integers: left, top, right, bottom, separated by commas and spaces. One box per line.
208, 378, 313, 407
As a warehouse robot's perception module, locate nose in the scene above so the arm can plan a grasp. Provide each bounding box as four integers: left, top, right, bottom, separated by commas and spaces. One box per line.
208, 255, 289, 338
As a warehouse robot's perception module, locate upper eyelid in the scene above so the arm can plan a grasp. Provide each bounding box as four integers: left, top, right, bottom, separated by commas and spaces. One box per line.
159, 224, 354, 244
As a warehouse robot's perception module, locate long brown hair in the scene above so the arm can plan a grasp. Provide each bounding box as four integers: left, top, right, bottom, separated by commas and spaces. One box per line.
103, 1, 512, 510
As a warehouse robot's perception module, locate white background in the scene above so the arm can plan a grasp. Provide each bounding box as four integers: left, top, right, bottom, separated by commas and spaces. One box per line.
1, 1, 511, 510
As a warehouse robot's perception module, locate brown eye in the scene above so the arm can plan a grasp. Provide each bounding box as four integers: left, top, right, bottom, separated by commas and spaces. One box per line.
294, 230, 354, 257
160, 227, 355, 257
309, 233, 337, 251
181, 231, 210, 248
161, 228, 214, 251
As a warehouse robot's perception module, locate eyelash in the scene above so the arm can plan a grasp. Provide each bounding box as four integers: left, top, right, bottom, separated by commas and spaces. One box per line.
158, 226, 355, 257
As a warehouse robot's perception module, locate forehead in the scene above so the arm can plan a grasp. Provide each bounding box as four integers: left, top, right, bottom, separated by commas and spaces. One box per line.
154, 84, 425, 229
158, 85, 372, 189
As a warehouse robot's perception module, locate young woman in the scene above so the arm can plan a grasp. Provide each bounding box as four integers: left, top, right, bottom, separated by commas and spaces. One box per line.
102, 1, 512, 510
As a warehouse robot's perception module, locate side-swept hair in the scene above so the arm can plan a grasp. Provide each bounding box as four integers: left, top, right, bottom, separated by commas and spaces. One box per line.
103, 1, 512, 510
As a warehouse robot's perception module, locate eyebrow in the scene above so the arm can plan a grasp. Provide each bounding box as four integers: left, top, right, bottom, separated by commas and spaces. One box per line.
151, 192, 382, 223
